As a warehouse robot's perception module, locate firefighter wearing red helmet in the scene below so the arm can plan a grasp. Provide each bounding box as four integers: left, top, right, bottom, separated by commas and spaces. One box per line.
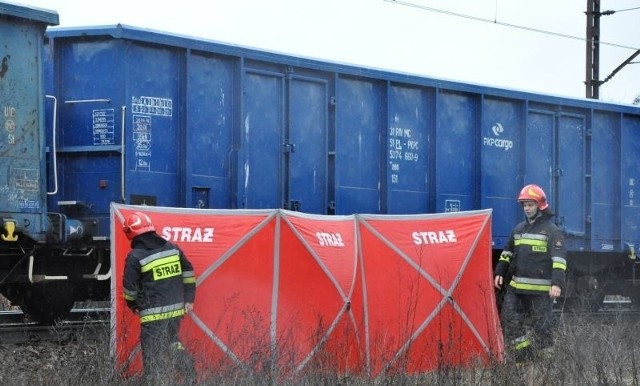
122, 211, 156, 240
494, 184, 567, 363
122, 211, 196, 382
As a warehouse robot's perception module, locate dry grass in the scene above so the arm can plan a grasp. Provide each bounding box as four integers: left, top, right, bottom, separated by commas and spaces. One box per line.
0, 310, 638, 385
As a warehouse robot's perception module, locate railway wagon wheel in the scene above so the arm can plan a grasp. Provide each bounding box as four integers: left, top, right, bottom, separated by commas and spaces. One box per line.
574, 288, 606, 312
561, 273, 605, 312
19, 282, 75, 325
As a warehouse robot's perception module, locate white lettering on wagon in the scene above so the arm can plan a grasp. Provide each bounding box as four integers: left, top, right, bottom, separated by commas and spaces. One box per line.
92, 109, 115, 145
412, 230, 458, 245
161, 227, 214, 243
388, 123, 421, 185
483, 122, 513, 151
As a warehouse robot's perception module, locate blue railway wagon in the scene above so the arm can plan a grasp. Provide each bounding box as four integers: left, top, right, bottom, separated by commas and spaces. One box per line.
40, 24, 640, 313
0, 3, 58, 242
0, 2, 64, 321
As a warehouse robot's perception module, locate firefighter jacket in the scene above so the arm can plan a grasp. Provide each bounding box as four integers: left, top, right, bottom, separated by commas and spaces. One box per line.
123, 232, 196, 323
495, 212, 567, 295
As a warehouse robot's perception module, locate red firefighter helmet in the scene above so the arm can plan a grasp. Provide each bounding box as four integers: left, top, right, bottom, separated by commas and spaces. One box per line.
517, 184, 548, 210
122, 211, 155, 240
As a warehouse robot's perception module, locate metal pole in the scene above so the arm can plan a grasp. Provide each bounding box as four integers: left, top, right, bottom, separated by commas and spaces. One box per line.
585, 0, 601, 99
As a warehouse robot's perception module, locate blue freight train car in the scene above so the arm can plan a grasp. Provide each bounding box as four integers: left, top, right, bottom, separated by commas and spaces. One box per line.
43, 23, 640, 312
0, 2, 62, 321
0, 2, 57, 238
1, 11, 640, 322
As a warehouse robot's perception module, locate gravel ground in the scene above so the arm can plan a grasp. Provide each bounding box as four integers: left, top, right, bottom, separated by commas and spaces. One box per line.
0, 339, 118, 386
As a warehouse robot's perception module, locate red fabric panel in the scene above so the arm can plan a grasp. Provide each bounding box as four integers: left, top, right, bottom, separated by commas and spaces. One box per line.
112, 206, 275, 378
277, 213, 361, 374
357, 212, 502, 376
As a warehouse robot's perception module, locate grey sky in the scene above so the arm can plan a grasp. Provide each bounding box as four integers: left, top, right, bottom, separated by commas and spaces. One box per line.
15, 0, 640, 104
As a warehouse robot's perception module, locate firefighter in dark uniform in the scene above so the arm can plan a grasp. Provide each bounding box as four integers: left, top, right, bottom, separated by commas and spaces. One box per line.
494, 184, 567, 362
122, 211, 197, 382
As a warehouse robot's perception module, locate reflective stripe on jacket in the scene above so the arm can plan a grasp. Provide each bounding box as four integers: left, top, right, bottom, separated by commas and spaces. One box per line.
495, 213, 567, 295
123, 237, 196, 323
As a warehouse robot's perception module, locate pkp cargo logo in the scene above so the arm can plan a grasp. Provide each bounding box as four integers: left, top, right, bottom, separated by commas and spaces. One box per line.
492, 122, 504, 136
483, 122, 513, 151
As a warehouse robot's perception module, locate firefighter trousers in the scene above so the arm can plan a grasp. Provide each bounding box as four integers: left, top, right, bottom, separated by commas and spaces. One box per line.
501, 289, 554, 356
140, 318, 195, 385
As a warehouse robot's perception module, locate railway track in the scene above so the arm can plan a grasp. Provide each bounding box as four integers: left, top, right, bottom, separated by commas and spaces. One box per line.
556, 308, 640, 325
0, 307, 110, 345
554, 295, 640, 316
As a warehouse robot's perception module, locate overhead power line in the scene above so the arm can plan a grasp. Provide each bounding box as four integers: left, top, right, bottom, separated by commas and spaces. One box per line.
384, 0, 640, 51
610, 6, 640, 13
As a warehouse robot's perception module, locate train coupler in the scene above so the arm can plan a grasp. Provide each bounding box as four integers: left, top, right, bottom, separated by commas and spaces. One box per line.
1, 219, 18, 242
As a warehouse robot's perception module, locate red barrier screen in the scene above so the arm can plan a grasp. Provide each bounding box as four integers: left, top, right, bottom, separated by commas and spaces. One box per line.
111, 204, 501, 380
